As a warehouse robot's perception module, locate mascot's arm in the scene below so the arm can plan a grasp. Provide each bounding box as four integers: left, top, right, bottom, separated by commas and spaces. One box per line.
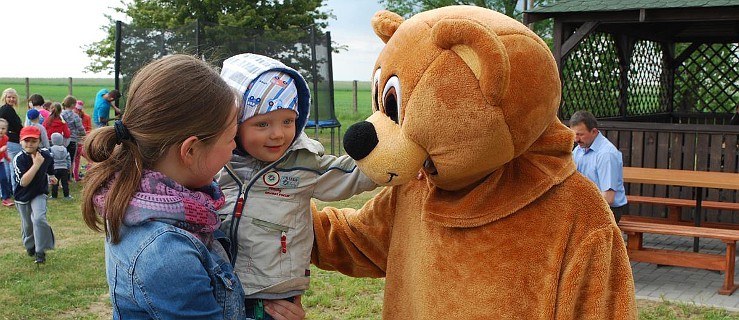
312, 154, 378, 201
311, 186, 396, 278
555, 225, 637, 319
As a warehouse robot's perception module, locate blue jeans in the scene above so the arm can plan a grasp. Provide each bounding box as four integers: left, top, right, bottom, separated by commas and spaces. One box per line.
0, 160, 11, 200
7, 142, 21, 192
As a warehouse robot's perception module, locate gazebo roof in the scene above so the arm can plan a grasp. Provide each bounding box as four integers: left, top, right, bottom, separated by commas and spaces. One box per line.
525, 0, 739, 42
530, 0, 739, 14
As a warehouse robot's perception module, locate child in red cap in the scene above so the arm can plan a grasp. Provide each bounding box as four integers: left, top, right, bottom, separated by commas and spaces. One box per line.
13, 125, 57, 263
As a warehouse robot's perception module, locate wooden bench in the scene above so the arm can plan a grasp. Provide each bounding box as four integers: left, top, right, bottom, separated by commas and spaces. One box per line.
627, 195, 739, 226
618, 220, 739, 295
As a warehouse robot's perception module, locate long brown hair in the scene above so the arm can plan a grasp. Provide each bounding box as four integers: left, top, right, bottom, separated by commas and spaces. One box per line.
44, 102, 63, 126
82, 54, 236, 243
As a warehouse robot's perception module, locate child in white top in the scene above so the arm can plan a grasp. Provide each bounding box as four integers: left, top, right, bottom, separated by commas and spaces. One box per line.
216, 53, 376, 319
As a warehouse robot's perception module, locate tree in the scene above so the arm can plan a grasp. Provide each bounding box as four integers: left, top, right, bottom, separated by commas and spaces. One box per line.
377, 0, 555, 47
84, 0, 332, 76
379, 0, 518, 18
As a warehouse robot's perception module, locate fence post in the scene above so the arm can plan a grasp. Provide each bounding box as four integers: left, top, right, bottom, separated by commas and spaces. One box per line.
24, 78, 30, 101
352, 80, 358, 114
68, 77, 73, 95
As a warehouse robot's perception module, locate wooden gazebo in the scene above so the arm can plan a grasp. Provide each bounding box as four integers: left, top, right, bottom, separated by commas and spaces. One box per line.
525, 0, 739, 122
525, 1, 739, 224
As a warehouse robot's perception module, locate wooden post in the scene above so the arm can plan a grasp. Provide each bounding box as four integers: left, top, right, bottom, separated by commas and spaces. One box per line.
24, 78, 30, 101
352, 80, 358, 114
526, 0, 535, 30
68, 77, 73, 95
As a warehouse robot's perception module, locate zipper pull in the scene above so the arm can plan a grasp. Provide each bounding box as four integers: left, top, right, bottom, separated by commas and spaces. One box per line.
235, 198, 244, 218
281, 231, 287, 253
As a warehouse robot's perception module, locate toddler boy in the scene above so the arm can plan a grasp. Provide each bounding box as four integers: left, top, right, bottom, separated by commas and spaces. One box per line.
49, 132, 72, 199
26, 109, 50, 149
217, 53, 376, 319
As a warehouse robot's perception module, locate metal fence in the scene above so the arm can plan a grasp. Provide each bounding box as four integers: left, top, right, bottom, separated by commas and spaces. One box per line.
114, 20, 337, 129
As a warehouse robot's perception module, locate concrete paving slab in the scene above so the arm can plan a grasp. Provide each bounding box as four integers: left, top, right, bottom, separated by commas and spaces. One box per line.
628, 233, 739, 311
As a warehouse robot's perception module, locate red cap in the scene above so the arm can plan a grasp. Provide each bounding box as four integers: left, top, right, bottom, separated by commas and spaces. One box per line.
20, 126, 41, 141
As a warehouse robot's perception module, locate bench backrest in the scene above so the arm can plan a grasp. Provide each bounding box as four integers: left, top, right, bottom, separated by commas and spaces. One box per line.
599, 121, 739, 224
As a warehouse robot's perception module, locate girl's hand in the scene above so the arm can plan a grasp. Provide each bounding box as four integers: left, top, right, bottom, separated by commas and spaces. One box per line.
264, 296, 305, 320
49, 176, 58, 185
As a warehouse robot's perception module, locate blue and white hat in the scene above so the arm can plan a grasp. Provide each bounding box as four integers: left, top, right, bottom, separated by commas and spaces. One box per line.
239, 70, 299, 122
221, 54, 303, 124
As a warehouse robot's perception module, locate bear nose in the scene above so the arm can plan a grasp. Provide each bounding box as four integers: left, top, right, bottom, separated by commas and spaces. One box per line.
343, 121, 379, 161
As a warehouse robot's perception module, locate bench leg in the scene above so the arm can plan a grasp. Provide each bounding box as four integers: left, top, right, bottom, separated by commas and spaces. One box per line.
625, 231, 643, 250
719, 241, 738, 295
667, 206, 681, 222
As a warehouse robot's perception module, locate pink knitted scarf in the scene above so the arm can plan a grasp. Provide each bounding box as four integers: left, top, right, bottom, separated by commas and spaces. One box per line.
94, 170, 224, 244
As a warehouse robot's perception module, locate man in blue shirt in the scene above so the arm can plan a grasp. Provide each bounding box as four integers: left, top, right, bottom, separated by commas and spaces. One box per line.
92, 89, 121, 128
569, 110, 628, 222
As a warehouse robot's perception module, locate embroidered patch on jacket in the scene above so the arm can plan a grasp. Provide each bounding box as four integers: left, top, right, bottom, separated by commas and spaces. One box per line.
279, 176, 300, 188
263, 171, 280, 187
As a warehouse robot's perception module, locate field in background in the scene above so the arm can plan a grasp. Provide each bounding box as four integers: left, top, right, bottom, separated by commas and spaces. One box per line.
0, 78, 113, 122
0, 79, 373, 155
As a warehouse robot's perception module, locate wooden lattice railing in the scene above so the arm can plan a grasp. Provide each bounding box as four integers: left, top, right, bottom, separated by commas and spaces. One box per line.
559, 32, 739, 123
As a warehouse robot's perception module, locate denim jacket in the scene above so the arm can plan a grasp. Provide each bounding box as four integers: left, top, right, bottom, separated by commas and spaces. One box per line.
106, 221, 247, 319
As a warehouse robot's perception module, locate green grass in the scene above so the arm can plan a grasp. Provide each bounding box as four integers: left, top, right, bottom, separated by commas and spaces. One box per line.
0, 79, 737, 319
0, 182, 110, 320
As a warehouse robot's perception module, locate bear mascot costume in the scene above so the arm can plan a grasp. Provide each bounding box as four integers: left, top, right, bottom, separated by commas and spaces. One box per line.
310, 5, 636, 319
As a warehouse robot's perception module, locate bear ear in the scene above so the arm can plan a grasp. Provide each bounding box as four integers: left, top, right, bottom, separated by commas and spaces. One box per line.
372, 10, 404, 43
432, 18, 510, 106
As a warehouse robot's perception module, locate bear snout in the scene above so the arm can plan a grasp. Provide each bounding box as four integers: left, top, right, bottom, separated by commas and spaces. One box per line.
343, 121, 379, 161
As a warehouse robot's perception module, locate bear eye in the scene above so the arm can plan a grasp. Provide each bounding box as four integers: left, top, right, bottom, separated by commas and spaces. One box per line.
372, 68, 382, 112
382, 76, 401, 124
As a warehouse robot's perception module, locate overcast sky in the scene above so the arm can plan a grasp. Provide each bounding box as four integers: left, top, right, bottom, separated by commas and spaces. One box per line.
0, 0, 385, 81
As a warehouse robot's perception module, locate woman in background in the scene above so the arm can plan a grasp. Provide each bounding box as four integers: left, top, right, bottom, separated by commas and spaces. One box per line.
0, 88, 24, 191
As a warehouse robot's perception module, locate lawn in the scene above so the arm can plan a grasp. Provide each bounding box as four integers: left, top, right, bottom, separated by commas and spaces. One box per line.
0, 79, 737, 319
2, 184, 738, 319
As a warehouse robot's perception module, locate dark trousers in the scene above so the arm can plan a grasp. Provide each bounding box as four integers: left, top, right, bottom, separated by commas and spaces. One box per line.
610, 204, 628, 223
52, 169, 70, 198
66, 142, 77, 181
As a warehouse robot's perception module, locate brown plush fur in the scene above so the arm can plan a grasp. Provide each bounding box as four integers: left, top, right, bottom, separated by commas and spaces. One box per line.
311, 6, 636, 319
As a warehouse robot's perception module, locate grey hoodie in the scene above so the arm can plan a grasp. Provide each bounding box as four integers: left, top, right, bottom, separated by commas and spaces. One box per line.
49, 132, 70, 170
